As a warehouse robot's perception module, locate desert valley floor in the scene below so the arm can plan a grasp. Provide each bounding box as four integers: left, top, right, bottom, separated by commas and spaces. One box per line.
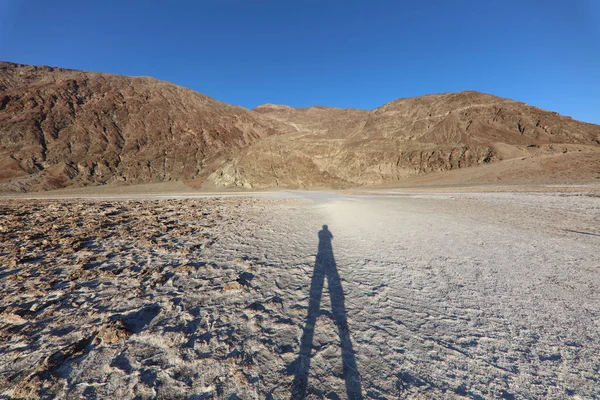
0, 188, 599, 399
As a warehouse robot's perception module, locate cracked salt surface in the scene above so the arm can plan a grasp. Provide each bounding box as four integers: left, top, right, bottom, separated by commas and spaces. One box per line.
0, 191, 598, 399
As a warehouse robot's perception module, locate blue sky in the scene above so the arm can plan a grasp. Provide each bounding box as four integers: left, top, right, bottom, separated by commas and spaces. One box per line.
1, 0, 599, 123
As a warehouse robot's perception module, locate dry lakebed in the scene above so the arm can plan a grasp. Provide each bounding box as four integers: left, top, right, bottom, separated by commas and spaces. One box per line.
0, 189, 599, 399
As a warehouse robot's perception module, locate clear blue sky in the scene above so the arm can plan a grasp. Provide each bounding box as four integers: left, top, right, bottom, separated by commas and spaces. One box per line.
1, 0, 599, 124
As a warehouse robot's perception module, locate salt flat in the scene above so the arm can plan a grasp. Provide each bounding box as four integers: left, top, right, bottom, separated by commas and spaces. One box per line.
0, 191, 598, 399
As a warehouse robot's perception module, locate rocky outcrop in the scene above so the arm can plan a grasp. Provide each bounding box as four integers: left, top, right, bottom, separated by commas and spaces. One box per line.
210, 138, 495, 189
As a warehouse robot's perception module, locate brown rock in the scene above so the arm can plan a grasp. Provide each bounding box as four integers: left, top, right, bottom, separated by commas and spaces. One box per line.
95, 321, 132, 345
0, 62, 289, 192
1, 62, 599, 191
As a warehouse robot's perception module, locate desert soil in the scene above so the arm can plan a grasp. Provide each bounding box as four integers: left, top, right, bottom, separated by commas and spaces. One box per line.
0, 190, 599, 399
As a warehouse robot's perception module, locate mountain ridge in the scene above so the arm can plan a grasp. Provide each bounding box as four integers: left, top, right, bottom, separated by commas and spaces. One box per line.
1, 62, 598, 191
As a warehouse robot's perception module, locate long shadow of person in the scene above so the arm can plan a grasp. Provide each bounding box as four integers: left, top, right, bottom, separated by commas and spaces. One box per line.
289, 225, 362, 399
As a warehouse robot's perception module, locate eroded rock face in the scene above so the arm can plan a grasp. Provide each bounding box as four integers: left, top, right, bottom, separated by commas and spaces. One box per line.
1, 62, 599, 191
0, 62, 288, 192
216, 91, 599, 188
212, 137, 496, 189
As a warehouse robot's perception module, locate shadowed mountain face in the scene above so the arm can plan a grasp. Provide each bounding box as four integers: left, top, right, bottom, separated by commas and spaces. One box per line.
1, 62, 599, 191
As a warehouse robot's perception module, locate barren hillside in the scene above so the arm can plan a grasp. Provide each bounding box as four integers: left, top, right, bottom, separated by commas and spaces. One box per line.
1, 62, 599, 191
0, 62, 291, 192
213, 92, 599, 188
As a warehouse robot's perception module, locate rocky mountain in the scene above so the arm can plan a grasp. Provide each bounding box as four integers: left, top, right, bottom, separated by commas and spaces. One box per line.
213, 92, 600, 188
0, 62, 291, 192
1, 62, 599, 191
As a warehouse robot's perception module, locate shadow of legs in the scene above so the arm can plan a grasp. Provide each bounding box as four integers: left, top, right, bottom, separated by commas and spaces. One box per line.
290, 226, 362, 399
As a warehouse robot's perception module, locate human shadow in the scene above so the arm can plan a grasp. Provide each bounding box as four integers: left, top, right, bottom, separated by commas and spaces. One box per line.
289, 225, 362, 399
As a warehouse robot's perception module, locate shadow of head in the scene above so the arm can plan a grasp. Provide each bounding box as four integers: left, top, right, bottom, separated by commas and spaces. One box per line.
319, 225, 333, 243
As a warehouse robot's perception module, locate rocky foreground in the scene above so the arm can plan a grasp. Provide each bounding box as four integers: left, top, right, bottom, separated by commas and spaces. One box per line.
0, 192, 599, 399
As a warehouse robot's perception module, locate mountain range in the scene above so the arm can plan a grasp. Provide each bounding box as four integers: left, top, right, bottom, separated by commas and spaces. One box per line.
1, 61, 599, 192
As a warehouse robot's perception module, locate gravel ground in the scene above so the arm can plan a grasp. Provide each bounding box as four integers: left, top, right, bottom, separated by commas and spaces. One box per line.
0, 191, 598, 399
